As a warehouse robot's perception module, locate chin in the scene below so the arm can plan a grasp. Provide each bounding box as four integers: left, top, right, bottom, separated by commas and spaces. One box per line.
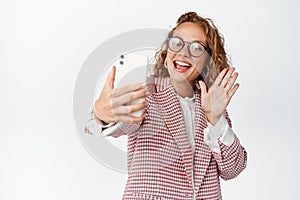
169, 72, 193, 85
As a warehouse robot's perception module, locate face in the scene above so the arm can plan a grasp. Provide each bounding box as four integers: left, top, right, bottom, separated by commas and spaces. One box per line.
165, 22, 209, 86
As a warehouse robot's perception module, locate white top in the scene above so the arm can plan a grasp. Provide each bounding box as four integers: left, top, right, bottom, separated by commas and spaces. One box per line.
176, 94, 234, 200
176, 94, 235, 153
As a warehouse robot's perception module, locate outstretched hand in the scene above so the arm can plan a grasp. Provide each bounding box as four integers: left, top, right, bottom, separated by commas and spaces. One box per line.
199, 67, 239, 125
94, 66, 148, 124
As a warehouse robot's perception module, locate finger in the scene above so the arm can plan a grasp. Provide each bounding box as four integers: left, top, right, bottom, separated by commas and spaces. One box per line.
228, 83, 240, 99
103, 66, 116, 90
125, 89, 149, 104
112, 88, 148, 107
113, 101, 147, 115
113, 82, 147, 97
221, 67, 235, 88
225, 72, 239, 92
198, 80, 208, 95
114, 114, 146, 123
214, 68, 228, 86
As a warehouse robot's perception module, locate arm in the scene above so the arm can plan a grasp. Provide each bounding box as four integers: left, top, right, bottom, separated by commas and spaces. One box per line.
203, 113, 247, 180
199, 67, 247, 180
85, 106, 143, 138
84, 108, 121, 137
214, 134, 247, 180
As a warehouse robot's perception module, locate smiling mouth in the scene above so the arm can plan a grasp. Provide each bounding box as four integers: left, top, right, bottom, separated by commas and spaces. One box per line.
173, 60, 192, 72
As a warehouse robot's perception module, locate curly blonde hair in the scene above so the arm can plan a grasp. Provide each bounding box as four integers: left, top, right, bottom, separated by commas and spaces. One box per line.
153, 12, 230, 88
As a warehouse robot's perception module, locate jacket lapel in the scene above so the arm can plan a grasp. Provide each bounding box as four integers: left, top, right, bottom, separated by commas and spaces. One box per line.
193, 89, 212, 191
155, 82, 193, 184
153, 78, 212, 190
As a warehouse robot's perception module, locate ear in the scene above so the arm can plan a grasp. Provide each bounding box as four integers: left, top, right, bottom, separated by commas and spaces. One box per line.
164, 57, 168, 68
163, 49, 169, 68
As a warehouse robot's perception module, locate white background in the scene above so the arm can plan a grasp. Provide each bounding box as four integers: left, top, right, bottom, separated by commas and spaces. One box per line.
1, 0, 300, 199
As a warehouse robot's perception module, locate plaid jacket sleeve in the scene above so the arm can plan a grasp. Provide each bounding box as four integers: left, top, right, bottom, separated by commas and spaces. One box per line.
212, 111, 247, 180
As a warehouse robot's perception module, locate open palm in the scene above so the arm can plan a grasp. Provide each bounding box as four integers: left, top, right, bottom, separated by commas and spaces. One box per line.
199, 67, 239, 125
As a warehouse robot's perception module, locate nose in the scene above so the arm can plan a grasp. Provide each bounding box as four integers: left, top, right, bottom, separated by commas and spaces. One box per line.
178, 42, 191, 57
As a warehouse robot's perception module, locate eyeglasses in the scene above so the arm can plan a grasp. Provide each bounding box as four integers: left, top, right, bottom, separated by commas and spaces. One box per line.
166, 36, 208, 58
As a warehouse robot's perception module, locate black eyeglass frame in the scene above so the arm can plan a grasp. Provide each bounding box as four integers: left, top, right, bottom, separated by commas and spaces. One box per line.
166, 36, 209, 58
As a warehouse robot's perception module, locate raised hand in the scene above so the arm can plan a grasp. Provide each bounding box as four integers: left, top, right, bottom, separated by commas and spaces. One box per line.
94, 66, 149, 124
199, 67, 239, 125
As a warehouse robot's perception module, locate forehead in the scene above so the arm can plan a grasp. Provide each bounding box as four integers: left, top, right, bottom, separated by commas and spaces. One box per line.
173, 22, 206, 43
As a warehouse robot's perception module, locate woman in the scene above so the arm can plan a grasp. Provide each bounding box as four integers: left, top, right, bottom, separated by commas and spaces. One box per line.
91, 12, 247, 200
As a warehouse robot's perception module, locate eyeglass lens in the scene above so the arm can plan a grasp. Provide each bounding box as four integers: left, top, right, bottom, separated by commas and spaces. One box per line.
167, 37, 206, 57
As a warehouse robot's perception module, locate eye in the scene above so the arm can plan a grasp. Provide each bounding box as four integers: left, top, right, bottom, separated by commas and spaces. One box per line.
192, 43, 203, 51
189, 42, 206, 57
171, 38, 182, 47
168, 37, 184, 52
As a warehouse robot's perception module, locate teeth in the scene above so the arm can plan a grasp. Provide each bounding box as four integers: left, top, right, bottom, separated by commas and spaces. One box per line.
175, 60, 191, 67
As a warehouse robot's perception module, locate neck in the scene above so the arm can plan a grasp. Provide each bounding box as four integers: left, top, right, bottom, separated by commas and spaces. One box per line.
170, 78, 195, 98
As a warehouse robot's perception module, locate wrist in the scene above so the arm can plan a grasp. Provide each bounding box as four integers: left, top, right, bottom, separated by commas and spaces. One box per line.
205, 112, 221, 126
94, 107, 113, 125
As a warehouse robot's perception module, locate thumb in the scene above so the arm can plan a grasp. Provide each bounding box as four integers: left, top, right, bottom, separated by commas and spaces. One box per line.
104, 66, 116, 90
198, 80, 208, 95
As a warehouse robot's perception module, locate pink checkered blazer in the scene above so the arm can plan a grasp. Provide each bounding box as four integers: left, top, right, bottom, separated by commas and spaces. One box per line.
100, 77, 247, 200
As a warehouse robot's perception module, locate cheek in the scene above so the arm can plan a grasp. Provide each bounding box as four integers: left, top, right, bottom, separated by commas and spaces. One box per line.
192, 54, 209, 72
166, 51, 175, 61
165, 51, 176, 67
